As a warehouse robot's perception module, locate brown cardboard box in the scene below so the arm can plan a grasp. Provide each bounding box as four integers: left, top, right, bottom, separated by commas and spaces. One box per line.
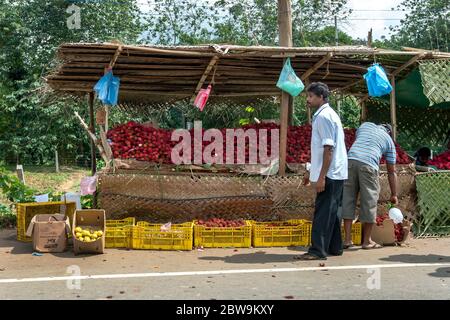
26, 214, 71, 253
72, 209, 106, 254
372, 219, 412, 246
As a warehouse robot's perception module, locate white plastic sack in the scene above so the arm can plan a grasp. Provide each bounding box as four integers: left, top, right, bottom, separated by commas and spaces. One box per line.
33, 194, 49, 202
61, 192, 82, 210
389, 207, 403, 224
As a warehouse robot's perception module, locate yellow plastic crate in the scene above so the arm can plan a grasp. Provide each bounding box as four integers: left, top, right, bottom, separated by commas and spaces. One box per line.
105, 218, 135, 248
194, 220, 252, 248
17, 201, 77, 242
106, 217, 135, 228
341, 222, 362, 245
252, 220, 312, 247
131, 221, 193, 251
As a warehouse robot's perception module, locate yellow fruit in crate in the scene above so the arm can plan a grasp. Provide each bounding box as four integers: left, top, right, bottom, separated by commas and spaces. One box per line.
84, 236, 91, 242
82, 230, 90, 236
75, 232, 82, 238
75, 227, 82, 233
96, 230, 103, 237
91, 234, 98, 240
78, 236, 84, 241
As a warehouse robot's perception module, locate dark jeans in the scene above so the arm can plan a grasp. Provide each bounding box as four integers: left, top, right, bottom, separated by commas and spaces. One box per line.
308, 177, 344, 258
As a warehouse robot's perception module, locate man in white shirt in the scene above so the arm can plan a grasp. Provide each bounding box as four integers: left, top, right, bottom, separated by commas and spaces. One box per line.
296, 82, 348, 260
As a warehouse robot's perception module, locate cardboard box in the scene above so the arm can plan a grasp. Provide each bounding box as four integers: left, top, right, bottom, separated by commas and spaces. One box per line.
72, 209, 106, 254
372, 219, 411, 246
26, 214, 71, 253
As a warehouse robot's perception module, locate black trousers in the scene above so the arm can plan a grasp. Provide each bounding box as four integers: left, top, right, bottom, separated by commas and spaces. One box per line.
308, 177, 344, 258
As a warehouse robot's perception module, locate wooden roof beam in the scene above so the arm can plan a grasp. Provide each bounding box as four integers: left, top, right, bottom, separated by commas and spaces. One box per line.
339, 78, 365, 92
301, 52, 333, 81
107, 45, 123, 70
390, 53, 426, 77
190, 55, 220, 102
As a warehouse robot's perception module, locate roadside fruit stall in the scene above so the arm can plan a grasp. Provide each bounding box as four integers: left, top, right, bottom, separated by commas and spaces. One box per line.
39, 43, 450, 250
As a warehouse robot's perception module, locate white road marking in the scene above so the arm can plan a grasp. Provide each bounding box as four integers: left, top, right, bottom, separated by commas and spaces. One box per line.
0, 262, 449, 284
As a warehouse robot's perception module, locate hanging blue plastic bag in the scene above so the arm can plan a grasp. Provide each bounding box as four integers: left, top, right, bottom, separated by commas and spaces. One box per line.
364, 63, 392, 97
93, 70, 120, 106
105, 74, 120, 106
94, 71, 112, 102
276, 58, 304, 97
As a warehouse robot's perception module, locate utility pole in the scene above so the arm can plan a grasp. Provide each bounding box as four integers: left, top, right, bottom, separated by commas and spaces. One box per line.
334, 15, 339, 46
278, 0, 293, 175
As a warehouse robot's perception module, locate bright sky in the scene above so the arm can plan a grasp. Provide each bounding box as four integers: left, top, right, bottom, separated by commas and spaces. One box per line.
138, 0, 407, 41
343, 0, 406, 40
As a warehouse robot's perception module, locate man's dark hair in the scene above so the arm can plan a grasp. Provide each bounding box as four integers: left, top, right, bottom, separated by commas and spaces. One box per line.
415, 147, 431, 158
380, 123, 393, 136
306, 82, 330, 102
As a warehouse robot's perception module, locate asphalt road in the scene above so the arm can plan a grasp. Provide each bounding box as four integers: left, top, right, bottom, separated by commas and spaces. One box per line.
1, 229, 449, 300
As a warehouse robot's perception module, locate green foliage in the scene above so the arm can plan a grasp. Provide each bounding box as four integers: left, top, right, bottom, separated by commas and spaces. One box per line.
0, 203, 16, 228
389, 0, 449, 51
81, 194, 93, 209
144, 0, 351, 46
0, 167, 36, 203
0, 0, 144, 165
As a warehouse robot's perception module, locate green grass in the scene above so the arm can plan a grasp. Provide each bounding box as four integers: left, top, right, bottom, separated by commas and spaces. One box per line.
0, 165, 89, 206
0, 165, 90, 229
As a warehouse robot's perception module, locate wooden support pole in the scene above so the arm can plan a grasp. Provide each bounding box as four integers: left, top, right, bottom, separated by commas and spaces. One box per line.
88, 92, 97, 176
360, 100, 367, 123
278, 0, 293, 176
16, 165, 25, 185
55, 150, 60, 173
288, 95, 293, 125
368, 28, 373, 48
304, 78, 311, 124
390, 77, 397, 141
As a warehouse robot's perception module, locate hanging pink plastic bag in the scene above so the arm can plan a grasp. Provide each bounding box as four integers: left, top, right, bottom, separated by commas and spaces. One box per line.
80, 176, 97, 196
193, 85, 212, 111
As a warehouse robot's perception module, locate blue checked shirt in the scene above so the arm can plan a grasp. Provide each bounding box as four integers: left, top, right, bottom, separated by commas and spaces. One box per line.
348, 122, 396, 170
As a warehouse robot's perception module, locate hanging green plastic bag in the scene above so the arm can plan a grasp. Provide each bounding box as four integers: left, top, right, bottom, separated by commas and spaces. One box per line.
364, 63, 392, 97
276, 58, 304, 97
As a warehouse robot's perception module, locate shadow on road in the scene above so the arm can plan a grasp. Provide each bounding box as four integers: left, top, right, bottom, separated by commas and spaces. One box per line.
0, 228, 108, 258
428, 267, 450, 278
379, 254, 450, 264
199, 250, 307, 264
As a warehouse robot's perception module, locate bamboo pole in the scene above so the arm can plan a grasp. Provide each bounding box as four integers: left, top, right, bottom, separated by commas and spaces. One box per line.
390, 77, 397, 141
360, 100, 367, 123
278, 0, 293, 176
191, 55, 219, 103
391, 53, 425, 77
304, 78, 312, 124
88, 92, 97, 176
301, 52, 333, 81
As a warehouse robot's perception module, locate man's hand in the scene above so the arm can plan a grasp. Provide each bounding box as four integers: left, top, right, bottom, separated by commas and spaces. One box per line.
315, 176, 326, 193
390, 195, 399, 205
303, 172, 311, 186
